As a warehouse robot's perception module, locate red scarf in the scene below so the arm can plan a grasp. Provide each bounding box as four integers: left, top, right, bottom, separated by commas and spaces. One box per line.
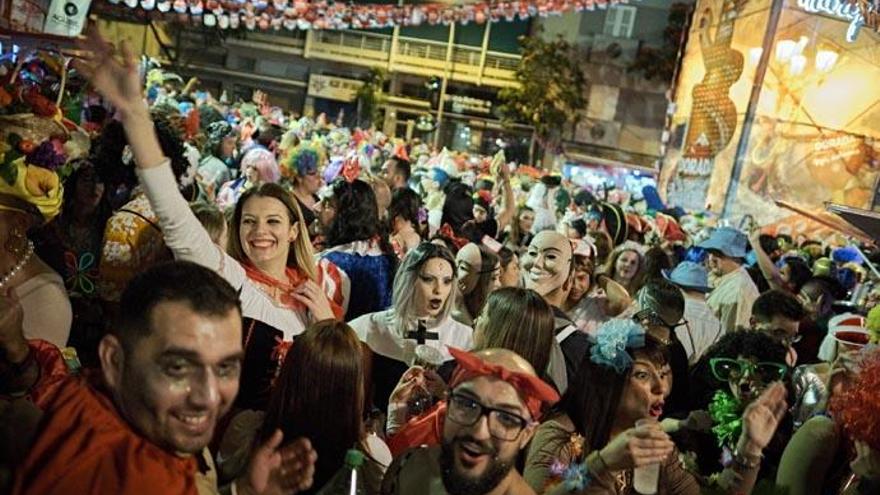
242, 263, 314, 312
448, 347, 560, 421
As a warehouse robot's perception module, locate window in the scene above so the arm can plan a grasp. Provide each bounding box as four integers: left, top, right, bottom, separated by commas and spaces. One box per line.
603, 5, 637, 38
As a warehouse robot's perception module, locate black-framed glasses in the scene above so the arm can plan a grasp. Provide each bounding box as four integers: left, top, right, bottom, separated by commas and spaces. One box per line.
763, 327, 803, 347
447, 393, 532, 441
633, 310, 688, 333
709, 357, 788, 383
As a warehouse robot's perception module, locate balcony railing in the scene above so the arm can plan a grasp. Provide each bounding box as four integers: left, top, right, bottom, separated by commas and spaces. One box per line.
307, 29, 520, 87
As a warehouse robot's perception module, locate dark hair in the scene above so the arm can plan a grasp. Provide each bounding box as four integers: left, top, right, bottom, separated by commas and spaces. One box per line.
569, 219, 587, 238
84, 105, 108, 124
690, 330, 788, 409
93, 116, 191, 195
326, 179, 383, 247
497, 246, 516, 270
561, 339, 669, 451
752, 289, 806, 323
758, 234, 779, 255
60, 160, 111, 226
781, 257, 812, 293
637, 278, 685, 323
573, 190, 596, 208
388, 188, 422, 230
464, 247, 500, 319
115, 261, 241, 349
634, 246, 673, 293
390, 157, 411, 184
441, 181, 474, 236
260, 320, 365, 493
476, 288, 554, 374
589, 230, 613, 266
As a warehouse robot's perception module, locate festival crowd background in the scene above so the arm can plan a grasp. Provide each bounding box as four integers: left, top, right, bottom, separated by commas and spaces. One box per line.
1, 33, 880, 495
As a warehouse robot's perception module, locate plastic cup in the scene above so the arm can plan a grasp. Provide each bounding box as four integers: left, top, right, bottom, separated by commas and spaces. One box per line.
633, 419, 660, 495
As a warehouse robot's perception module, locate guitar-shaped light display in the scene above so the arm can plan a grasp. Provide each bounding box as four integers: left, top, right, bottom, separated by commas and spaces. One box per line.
680, 0, 747, 173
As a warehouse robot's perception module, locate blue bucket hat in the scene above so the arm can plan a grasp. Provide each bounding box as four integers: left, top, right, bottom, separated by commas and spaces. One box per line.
697, 227, 748, 259
663, 261, 711, 293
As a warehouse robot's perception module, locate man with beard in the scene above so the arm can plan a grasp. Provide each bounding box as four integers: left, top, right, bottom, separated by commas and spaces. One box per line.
10, 261, 316, 495
381, 348, 559, 495
521, 231, 590, 388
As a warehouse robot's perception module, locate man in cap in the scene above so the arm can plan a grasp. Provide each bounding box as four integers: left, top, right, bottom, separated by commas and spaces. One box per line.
381, 348, 559, 495
663, 261, 722, 364
10, 261, 316, 495
699, 227, 760, 334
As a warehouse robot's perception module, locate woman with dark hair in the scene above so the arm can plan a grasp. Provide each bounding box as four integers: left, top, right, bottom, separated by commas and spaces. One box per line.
320, 178, 398, 321
217, 320, 389, 494
473, 287, 555, 377
524, 320, 789, 494
388, 188, 423, 258
440, 181, 474, 237
349, 242, 472, 413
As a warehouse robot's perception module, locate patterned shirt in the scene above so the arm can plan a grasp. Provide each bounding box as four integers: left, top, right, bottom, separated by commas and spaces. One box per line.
99, 192, 170, 302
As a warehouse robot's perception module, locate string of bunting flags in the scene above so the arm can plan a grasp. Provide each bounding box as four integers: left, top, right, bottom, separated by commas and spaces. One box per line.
106, 0, 635, 30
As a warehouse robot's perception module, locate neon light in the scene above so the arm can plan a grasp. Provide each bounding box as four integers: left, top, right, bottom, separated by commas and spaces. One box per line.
796, 0, 869, 43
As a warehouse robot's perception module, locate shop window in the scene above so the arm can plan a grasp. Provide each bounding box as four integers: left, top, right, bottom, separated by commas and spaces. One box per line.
603, 5, 637, 39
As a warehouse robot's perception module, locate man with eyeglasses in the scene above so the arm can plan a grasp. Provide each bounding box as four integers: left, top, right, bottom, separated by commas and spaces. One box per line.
381, 348, 559, 495
630, 279, 692, 417
750, 289, 806, 366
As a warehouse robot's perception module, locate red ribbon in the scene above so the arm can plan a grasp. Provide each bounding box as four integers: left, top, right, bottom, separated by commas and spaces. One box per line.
448, 347, 560, 421
437, 223, 469, 250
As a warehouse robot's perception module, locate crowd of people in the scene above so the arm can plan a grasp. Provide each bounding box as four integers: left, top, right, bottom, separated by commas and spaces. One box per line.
2, 32, 880, 495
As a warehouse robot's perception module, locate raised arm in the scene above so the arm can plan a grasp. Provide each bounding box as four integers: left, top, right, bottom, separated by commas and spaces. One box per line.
748, 231, 785, 291
75, 31, 245, 287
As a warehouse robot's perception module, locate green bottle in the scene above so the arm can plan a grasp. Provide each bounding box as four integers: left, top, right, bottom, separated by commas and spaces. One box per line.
316, 449, 366, 495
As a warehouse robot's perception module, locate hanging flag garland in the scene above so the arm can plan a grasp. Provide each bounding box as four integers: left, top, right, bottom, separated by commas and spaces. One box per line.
105, 0, 636, 30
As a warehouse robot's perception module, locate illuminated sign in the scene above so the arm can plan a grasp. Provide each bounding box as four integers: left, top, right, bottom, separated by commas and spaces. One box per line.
795, 0, 877, 43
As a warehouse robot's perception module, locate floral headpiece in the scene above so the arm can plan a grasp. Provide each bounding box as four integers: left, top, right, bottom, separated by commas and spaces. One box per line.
589, 319, 646, 373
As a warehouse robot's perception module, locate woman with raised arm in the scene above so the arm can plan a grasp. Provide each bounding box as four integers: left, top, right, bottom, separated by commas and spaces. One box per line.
75, 32, 345, 410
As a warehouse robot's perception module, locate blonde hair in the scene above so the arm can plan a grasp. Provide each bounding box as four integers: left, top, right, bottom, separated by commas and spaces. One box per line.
228, 183, 317, 280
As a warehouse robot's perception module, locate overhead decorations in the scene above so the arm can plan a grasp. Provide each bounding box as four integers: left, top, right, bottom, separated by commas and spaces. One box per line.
107, 0, 636, 31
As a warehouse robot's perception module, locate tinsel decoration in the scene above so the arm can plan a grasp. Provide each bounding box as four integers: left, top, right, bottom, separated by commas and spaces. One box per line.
708, 389, 743, 449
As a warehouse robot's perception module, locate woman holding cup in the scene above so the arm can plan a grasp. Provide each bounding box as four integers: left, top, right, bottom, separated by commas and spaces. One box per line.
348, 242, 473, 415
523, 318, 789, 494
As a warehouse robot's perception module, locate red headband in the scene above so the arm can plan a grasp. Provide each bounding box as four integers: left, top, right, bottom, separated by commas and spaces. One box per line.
448, 347, 560, 421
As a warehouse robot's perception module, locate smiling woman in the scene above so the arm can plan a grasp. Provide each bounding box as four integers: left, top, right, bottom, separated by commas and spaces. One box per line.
75, 40, 347, 410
